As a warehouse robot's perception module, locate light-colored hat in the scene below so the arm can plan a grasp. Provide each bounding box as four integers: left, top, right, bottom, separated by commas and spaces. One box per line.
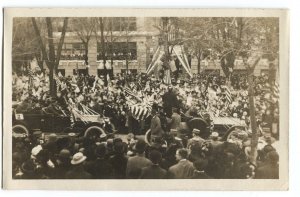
100, 133, 107, 139
192, 128, 201, 135
31, 145, 43, 159
71, 152, 87, 165
211, 132, 219, 138
48, 133, 57, 142
68, 133, 76, 137
175, 137, 182, 141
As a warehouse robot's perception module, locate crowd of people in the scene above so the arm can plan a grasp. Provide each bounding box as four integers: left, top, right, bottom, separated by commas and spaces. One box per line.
12, 127, 279, 179
12, 68, 280, 179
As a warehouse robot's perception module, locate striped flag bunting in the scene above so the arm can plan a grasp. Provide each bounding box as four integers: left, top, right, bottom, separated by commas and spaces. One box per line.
28, 69, 34, 77
272, 82, 279, 102
224, 86, 233, 104
129, 103, 152, 121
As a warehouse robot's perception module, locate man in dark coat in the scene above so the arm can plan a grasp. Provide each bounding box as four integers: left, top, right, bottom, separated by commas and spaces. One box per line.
192, 159, 211, 179
255, 150, 279, 179
140, 150, 167, 179
53, 149, 72, 179
109, 141, 128, 179
126, 140, 151, 178
65, 152, 92, 179
150, 108, 164, 142
85, 143, 114, 179
162, 86, 178, 117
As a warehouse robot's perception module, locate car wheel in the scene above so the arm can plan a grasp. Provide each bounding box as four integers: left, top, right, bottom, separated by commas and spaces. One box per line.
145, 129, 151, 145
84, 125, 106, 139
104, 122, 116, 133
12, 124, 29, 138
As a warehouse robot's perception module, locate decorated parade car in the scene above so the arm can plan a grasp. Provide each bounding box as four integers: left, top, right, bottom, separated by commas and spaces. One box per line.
12, 101, 115, 140
144, 113, 248, 145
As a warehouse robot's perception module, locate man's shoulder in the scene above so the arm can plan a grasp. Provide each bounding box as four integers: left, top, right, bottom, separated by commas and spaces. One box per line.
129, 155, 151, 163
169, 163, 179, 171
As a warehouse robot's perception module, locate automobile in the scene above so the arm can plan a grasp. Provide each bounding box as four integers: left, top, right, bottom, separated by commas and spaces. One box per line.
145, 116, 247, 145
12, 103, 115, 140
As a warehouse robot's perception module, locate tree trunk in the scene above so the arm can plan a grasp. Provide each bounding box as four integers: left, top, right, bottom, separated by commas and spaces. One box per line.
49, 68, 55, 97
46, 18, 57, 96
100, 18, 106, 67
245, 57, 260, 165
162, 17, 170, 72
247, 71, 258, 164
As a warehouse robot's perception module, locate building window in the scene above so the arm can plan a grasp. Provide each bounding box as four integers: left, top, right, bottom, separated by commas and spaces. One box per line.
58, 43, 87, 60
97, 69, 114, 77
97, 42, 137, 61
105, 17, 137, 31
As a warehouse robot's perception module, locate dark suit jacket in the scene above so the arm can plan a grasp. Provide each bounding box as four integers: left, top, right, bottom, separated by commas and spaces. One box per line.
85, 157, 114, 179
192, 171, 212, 179
126, 155, 152, 178
140, 164, 167, 179
255, 163, 279, 179
65, 165, 92, 179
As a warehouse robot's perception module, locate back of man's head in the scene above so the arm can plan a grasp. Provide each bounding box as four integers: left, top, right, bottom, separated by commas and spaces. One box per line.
193, 159, 208, 171
135, 139, 147, 154
149, 150, 162, 165
177, 148, 188, 159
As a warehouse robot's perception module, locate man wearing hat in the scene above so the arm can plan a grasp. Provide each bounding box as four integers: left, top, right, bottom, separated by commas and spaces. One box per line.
209, 132, 223, 150
187, 129, 205, 149
255, 150, 279, 179
126, 139, 151, 178
162, 85, 179, 118
167, 107, 181, 133
65, 152, 92, 179
53, 149, 72, 179
85, 144, 113, 179
150, 107, 164, 143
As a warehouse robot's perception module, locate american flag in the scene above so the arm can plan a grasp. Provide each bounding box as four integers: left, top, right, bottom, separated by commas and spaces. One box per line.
224, 86, 233, 104
272, 82, 279, 102
129, 103, 152, 121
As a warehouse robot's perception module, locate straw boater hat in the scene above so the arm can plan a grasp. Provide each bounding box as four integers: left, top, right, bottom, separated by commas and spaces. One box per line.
71, 152, 87, 165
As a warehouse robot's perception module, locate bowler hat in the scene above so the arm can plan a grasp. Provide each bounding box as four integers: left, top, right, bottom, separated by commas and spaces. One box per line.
58, 149, 71, 160
21, 160, 36, 174
95, 144, 106, 158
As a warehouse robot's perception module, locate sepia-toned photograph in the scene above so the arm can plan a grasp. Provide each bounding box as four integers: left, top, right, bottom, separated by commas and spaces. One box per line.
2, 8, 289, 190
